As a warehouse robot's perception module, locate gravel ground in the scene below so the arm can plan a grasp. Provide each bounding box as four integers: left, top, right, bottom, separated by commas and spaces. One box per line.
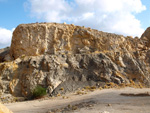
5, 87, 150, 113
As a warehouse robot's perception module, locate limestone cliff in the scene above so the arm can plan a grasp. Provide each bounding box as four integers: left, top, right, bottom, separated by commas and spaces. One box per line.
0, 23, 150, 100
10, 23, 136, 59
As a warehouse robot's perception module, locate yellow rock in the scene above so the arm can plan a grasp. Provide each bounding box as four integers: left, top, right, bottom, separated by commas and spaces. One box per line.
10, 23, 135, 59
0, 103, 13, 113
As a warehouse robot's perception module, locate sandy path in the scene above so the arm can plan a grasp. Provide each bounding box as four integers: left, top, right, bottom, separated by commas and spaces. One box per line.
5, 87, 150, 113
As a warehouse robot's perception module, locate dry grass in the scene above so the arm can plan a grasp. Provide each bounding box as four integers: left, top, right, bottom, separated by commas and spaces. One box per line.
62, 96, 69, 99
74, 81, 146, 96
119, 80, 145, 89
76, 91, 86, 95
100, 81, 145, 90
84, 86, 97, 91
56, 93, 61, 97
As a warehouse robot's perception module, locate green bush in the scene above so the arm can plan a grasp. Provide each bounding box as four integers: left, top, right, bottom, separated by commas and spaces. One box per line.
32, 86, 47, 99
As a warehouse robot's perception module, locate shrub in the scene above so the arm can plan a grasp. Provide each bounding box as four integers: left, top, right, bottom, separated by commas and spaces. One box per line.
32, 86, 47, 99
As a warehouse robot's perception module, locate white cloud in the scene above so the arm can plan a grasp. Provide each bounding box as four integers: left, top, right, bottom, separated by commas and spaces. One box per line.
0, 28, 13, 48
27, 0, 71, 22
26, 0, 146, 37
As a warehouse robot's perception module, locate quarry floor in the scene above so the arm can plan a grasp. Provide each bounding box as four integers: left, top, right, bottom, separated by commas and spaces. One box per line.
5, 87, 150, 113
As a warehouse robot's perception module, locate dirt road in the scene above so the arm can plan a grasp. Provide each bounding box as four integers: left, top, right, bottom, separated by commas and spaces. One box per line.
5, 87, 150, 113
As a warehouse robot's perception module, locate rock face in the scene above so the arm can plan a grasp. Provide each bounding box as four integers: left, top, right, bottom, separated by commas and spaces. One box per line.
0, 23, 150, 99
141, 27, 150, 47
0, 47, 10, 62
10, 23, 132, 59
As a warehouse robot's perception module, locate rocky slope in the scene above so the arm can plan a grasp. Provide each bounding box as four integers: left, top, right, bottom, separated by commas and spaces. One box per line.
0, 23, 150, 100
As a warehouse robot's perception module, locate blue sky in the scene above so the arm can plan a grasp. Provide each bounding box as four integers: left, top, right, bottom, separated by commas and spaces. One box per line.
136, 0, 150, 29
0, 0, 150, 48
0, 0, 36, 29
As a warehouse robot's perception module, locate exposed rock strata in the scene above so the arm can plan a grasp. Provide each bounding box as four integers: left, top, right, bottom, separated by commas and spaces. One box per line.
0, 23, 150, 99
10, 23, 137, 59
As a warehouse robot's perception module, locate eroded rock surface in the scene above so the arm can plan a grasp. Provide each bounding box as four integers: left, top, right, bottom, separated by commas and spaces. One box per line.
10, 23, 136, 59
0, 47, 11, 62
0, 23, 150, 99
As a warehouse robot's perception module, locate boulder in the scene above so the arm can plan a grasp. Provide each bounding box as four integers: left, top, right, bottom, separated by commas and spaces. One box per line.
0, 103, 13, 113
